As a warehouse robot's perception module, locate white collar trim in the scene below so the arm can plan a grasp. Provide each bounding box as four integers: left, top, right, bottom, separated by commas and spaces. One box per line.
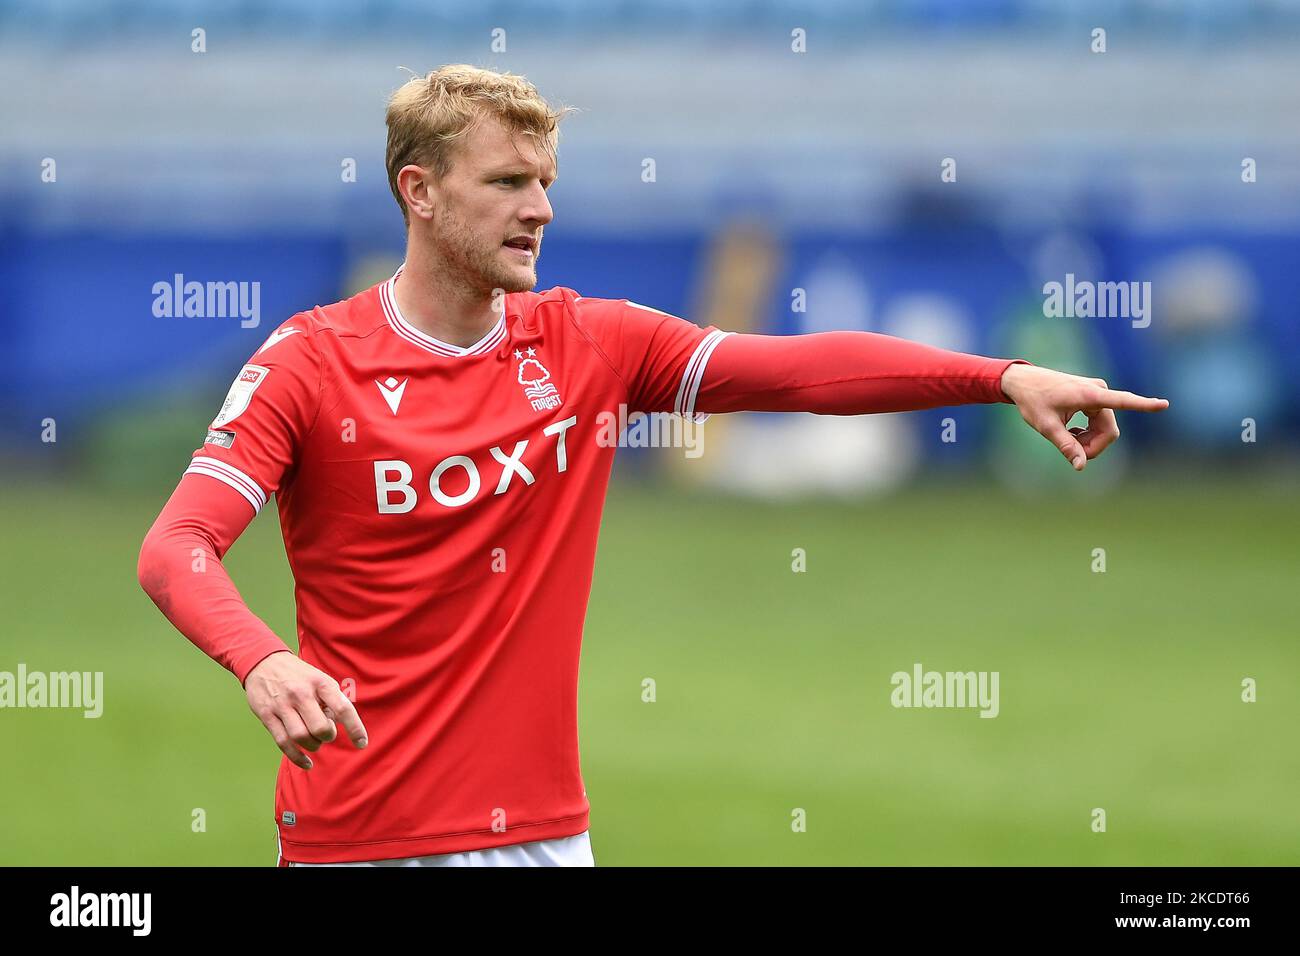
380, 265, 507, 357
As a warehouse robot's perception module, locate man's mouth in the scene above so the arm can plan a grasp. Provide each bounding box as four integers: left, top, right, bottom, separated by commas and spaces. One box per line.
503, 237, 536, 257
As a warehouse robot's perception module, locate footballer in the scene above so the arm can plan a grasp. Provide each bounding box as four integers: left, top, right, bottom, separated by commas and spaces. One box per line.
137, 64, 1169, 867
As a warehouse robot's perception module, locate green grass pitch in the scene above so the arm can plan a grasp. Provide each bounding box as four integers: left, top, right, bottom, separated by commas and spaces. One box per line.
1, 474, 1296, 865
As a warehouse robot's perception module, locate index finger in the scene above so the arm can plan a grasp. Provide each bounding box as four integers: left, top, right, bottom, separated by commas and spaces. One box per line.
1092, 388, 1169, 412
318, 683, 369, 748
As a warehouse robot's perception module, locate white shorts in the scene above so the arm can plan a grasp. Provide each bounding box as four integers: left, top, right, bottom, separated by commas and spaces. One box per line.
281, 830, 595, 867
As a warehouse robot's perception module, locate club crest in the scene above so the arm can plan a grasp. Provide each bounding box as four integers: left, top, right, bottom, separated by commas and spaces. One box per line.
514, 348, 563, 411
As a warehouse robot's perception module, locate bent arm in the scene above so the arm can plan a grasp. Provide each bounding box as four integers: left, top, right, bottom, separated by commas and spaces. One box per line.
692, 330, 1030, 416
137, 473, 293, 686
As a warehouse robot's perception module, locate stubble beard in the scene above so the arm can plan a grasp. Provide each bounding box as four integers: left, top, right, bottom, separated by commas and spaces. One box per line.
434, 202, 537, 297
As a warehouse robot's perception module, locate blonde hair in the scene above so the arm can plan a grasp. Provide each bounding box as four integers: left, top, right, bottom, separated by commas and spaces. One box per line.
385, 64, 574, 225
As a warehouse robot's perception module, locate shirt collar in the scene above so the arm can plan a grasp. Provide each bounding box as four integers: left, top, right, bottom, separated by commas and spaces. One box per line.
379, 263, 510, 358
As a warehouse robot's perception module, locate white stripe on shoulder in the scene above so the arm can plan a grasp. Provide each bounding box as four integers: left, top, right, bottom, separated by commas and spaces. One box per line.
625, 300, 674, 318
184, 456, 267, 514
674, 329, 732, 422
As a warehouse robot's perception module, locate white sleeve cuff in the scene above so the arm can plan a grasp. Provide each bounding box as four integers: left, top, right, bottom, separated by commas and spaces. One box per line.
674, 329, 731, 423
184, 456, 268, 514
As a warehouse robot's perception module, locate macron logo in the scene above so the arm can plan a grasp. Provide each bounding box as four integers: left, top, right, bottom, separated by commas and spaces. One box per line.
257, 326, 300, 354
376, 376, 409, 415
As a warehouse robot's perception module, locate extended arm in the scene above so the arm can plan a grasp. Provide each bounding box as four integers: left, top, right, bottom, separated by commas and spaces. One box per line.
693, 330, 1022, 415
692, 331, 1169, 469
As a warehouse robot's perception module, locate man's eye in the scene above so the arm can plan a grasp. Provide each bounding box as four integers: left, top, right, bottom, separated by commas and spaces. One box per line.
496, 177, 516, 186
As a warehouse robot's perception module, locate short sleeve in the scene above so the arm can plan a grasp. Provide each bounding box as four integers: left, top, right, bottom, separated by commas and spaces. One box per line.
183, 317, 322, 514
572, 297, 731, 421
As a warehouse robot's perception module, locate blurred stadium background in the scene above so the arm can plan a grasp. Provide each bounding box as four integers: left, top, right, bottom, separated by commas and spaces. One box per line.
1, 0, 1297, 865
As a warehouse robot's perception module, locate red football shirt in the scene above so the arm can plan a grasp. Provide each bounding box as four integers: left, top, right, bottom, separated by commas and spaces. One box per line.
151, 264, 1024, 864
184, 268, 727, 863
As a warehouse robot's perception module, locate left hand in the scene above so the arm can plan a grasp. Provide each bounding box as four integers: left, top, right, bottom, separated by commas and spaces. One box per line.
999, 363, 1170, 471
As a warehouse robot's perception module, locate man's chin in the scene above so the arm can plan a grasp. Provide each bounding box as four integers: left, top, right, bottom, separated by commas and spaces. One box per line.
492, 268, 537, 294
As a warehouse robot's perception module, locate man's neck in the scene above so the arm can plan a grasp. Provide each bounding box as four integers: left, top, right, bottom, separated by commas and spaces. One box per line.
391, 250, 502, 349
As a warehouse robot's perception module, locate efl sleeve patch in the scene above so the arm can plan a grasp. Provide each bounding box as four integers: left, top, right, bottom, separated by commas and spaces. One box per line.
211, 364, 270, 429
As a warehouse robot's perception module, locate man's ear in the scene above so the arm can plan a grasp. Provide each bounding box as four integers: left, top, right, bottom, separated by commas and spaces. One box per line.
399, 164, 436, 222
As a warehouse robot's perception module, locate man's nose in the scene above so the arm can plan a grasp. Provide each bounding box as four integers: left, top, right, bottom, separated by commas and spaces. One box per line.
522, 184, 553, 225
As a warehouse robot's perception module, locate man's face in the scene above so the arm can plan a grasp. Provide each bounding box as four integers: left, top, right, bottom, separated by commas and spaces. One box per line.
422, 114, 557, 295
